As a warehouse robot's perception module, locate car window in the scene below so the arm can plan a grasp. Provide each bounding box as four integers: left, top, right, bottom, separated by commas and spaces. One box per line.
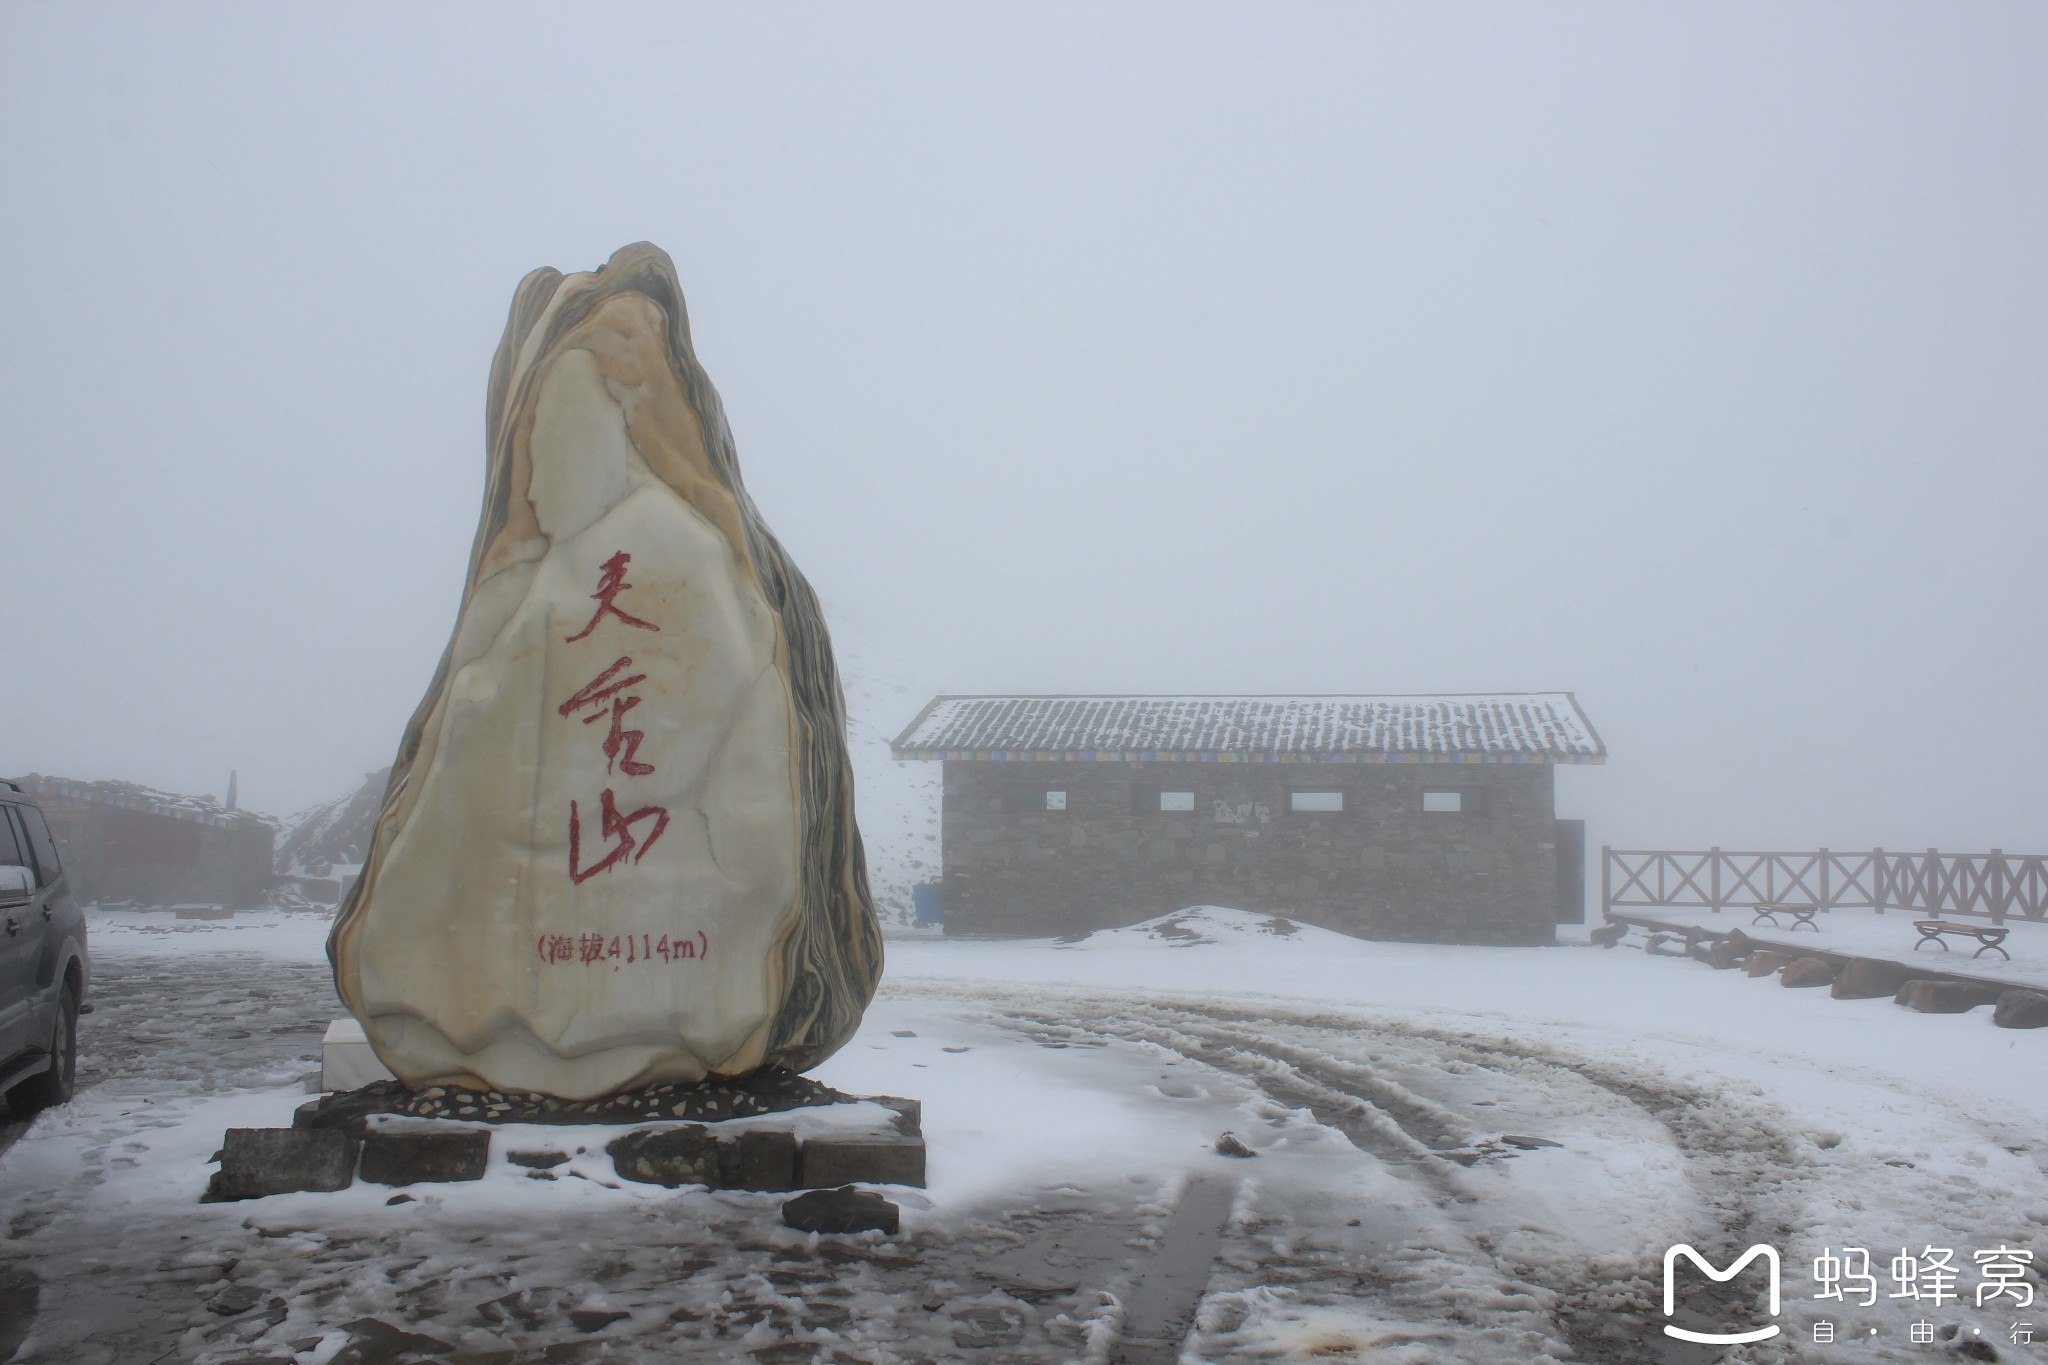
15, 806, 62, 888
0, 808, 26, 870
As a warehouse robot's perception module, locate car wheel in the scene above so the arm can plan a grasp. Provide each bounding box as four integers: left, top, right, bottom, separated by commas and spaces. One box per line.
6, 981, 78, 1114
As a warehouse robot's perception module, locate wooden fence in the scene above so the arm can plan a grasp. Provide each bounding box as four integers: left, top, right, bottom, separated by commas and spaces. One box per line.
1601, 847, 2048, 925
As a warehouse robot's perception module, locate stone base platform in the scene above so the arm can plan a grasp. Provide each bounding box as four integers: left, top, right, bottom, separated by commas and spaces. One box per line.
320, 1018, 394, 1091
205, 1078, 924, 1203
303, 1064, 874, 1126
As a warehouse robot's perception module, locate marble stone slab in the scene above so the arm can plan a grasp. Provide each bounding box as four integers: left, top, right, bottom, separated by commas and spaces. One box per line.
321, 1017, 396, 1091
329, 244, 881, 1099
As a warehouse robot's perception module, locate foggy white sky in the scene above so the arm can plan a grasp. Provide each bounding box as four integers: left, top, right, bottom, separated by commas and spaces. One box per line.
4, 1, 2045, 856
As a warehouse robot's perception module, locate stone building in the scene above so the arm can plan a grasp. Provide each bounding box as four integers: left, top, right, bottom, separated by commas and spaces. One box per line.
890, 694, 1603, 945
8, 774, 278, 907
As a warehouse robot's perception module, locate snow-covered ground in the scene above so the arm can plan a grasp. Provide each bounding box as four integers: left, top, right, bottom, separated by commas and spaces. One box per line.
1, 906, 2042, 1363
72, 907, 351, 963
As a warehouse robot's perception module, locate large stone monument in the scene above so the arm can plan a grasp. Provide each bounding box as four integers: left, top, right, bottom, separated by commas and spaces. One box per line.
329, 243, 883, 1101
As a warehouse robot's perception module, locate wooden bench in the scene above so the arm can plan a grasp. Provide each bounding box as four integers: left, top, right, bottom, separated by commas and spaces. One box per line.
1912, 920, 2011, 960
1751, 903, 1820, 932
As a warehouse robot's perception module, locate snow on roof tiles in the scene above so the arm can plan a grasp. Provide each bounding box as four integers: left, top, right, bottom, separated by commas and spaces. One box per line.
891, 694, 1604, 763
9, 774, 279, 830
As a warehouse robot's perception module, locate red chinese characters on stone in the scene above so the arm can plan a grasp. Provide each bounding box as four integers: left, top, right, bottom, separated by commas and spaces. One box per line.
535, 930, 708, 966
558, 657, 656, 777
567, 788, 671, 885
565, 551, 660, 644
557, 551, 670, 883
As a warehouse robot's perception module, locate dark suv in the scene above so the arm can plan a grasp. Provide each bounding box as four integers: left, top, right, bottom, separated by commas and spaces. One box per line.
0, 781, 86, 1114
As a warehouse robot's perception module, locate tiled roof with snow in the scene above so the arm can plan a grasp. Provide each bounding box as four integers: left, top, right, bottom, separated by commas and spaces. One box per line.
8, 774, 279, 830
891, 694, 1604, 764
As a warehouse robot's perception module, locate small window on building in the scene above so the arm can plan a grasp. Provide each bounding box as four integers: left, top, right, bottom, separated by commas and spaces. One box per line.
1005, 785, 1068, 814
1423, 789, 1485, 814
1288, 789, 1345, 813
1131, 786, 1198, 813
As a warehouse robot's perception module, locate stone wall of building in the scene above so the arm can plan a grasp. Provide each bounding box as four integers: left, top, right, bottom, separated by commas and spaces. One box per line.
939, 760, 1562, 944
42, 804, 276, 906
15, 776, 278, 907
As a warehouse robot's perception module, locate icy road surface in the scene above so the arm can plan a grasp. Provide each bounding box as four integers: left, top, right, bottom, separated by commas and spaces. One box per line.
0, 907, 2042, 1363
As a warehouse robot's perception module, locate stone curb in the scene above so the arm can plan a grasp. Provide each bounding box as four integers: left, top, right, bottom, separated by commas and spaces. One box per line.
207, 1096, 929, 1201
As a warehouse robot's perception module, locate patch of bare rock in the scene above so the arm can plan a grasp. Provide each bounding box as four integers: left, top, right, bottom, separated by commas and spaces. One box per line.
1992, 989, 2048, 1029
1893, 980, 2001, 1013
1779, 957, 1837, 989
1830, 956, 1909, 999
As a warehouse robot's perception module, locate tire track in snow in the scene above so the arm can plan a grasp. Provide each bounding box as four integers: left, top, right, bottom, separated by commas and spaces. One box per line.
896, 982, 1807, 1363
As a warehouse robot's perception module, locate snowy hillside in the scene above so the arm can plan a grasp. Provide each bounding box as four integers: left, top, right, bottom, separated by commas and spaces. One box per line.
275, 767, 389, 877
